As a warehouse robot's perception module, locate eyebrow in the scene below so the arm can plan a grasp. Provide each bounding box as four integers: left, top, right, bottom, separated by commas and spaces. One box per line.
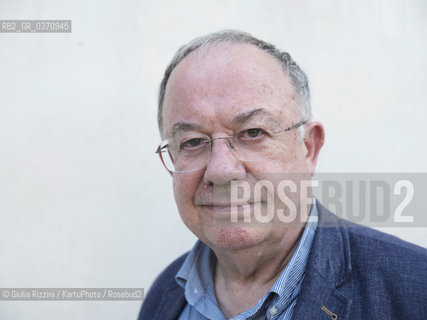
171, 122, 203, 137
231, 107, 279, 126
170, 107, 279, 137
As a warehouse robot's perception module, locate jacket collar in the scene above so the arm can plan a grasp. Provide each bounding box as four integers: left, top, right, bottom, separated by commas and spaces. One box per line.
161, 285, 187, 320
292, 201, 353, 320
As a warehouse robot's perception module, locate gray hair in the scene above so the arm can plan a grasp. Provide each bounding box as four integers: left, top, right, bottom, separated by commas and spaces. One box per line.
158, 30, 312, 137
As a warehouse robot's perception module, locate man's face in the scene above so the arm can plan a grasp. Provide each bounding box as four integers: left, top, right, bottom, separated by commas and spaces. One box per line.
162, 43, 322, 252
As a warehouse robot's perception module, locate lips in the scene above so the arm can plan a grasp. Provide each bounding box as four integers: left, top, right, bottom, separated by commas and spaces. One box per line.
198, 202, 255, 207
195, 194, 259, 207
197, 202, 262, 214
198, 202, 256, 216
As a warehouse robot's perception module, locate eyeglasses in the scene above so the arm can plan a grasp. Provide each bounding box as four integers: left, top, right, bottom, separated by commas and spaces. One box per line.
156, 120, 306, 173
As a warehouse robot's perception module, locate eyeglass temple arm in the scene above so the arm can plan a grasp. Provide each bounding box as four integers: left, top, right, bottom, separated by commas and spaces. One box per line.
155, 145, 168, 154
283, 120, 306, 132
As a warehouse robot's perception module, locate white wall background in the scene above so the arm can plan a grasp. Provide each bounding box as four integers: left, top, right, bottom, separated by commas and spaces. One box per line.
0, 0, 426, 319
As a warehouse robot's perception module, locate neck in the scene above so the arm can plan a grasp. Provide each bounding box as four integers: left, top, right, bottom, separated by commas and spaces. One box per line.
212, 222, 305, 318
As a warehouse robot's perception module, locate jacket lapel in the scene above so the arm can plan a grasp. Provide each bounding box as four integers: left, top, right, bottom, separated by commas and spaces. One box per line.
292, 202, 353, 320
158, 284, 186, 320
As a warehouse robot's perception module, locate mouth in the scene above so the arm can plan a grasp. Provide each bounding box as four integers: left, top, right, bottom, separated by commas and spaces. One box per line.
198, 202, 256, 208
198, 202, 261, 214
199, 202, 253, 206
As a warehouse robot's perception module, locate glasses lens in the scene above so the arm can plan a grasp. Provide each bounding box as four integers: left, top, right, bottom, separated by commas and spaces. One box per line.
230, 136, 281, 162
160, 137, 211, 173
159, 148, 176, 173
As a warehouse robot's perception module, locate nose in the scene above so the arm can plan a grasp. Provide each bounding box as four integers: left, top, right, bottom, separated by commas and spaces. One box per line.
203, 137, 246, 185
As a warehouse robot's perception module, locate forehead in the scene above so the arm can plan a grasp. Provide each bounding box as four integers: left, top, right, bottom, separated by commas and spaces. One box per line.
162, 43, 299, 136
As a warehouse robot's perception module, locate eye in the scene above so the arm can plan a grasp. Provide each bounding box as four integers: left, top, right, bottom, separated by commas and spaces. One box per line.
246, 128, 262, 138
240, 128, 266, 140
180, 138, 207, 150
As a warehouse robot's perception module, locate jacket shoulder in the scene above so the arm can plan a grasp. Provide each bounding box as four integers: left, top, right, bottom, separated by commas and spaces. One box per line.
311, 204, 427, 318
342, 221, 427, 317
344, 220, 427, 269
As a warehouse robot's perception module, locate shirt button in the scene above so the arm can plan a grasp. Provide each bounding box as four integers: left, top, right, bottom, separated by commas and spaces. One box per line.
269, 306, 278, 316
193, 288, 198, 294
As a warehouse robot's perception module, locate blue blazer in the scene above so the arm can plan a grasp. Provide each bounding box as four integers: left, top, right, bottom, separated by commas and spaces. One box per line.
139, 202, 427, 320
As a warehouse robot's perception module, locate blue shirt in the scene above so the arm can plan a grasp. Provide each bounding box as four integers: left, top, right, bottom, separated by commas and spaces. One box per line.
175, 200, 318, 320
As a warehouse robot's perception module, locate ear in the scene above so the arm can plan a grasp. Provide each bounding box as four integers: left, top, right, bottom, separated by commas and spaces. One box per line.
303, 121, 325, 175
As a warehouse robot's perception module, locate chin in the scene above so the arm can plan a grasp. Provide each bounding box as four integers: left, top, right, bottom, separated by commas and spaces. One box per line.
205, 225, 267, 251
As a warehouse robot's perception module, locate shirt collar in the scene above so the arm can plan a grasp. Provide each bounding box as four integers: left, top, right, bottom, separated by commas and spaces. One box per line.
175, 240, 216, 306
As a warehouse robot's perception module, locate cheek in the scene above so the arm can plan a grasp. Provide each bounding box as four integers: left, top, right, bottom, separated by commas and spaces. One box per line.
172, 173, 204, 236
172, 173, 199, 208
249, 154, 300, 173
271, 142, 308, 172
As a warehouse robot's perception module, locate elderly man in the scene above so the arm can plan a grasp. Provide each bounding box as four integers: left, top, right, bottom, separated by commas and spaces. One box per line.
139, 30, 427, 320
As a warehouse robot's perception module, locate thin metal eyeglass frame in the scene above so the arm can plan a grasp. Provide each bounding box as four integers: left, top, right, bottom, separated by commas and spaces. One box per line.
155, 120, 307, 173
